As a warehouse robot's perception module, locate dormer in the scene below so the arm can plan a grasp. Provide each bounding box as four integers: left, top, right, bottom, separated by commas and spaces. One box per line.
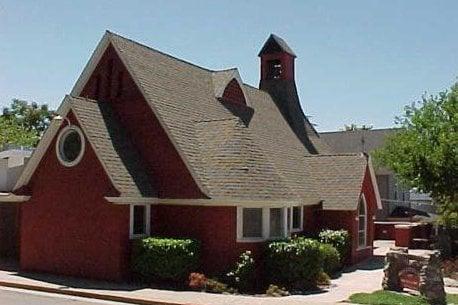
258, 34, 296, 82
212, 69, 248, 106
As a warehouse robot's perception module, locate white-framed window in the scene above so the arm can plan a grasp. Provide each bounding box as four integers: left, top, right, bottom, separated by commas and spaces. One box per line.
242, 208, 264, 239
55, 125, 85, 167
129, 204, 151, 239
288, 206, 303, 232
357, 195, 367, 248
237, 205, 303, 242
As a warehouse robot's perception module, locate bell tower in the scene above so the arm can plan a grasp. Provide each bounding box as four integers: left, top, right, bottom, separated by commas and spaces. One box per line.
259, 34, 296, 83
258, 34, 319, 154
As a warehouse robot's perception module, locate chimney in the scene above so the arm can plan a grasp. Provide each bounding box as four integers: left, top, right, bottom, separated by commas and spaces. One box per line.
258, 34, 318, 154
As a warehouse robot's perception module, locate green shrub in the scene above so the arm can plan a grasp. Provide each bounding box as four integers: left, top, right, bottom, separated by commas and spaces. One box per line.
319, 229, 350, 263
226, 251, 256, 293
319, 243, 341, 275
265, 237, 322, 289
132, 237, 200, 282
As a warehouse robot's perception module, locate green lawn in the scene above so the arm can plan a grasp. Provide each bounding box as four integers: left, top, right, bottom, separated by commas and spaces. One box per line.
348, 290, 458, 305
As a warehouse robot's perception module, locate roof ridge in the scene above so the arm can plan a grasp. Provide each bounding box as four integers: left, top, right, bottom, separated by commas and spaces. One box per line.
107, 30, 215, 73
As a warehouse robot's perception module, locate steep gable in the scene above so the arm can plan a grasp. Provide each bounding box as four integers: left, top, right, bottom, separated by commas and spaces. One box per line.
15, 96, 155, 198
79, 43, 205, 198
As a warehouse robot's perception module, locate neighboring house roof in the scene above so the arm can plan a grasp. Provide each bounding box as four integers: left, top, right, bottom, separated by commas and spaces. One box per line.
15, 31, 379, 210
320, 128, 398, 154
0, 149, 33, 160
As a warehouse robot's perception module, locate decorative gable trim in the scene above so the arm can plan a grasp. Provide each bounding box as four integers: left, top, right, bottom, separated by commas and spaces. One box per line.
368, 156, 383, 210
69, 31, 209, 198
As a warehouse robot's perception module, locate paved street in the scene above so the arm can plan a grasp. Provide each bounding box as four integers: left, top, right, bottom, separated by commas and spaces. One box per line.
0, 287, 132, 305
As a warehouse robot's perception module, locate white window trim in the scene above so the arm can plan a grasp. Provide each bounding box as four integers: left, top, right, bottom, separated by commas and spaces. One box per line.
129, 204, 151, 239
236, 205, 303, 243
55, 125, 86, 167
357, 194, 367, 250
289, 206, 304, 233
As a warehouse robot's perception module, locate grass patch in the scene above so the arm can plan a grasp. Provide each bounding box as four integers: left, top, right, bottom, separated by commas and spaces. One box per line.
348, 290, 458, 305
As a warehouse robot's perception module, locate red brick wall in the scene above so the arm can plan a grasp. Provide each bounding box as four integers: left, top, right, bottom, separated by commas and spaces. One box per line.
302, 204, 322, 236
320, 166, 377, 264
20, 112, 131, 281
222, 79, 246, 105
151, 205, 263, 274
80, 45, 204, 199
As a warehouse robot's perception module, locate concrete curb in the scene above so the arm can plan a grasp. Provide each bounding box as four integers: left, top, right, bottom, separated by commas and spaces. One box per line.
0, 280, 194, 305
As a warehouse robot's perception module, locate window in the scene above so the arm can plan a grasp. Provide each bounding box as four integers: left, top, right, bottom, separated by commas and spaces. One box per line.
56, 126, 85, 167
291, 206, 303, 231
242, 208, 263, 238
269, 208, 285, 238
130, 204, 151, 239
238, 206, 296, 242
358, 195, 367, 248
267, 59, 282, 79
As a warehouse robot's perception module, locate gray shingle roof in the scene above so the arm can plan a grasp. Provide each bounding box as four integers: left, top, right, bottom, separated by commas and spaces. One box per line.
83, 31, 370, 209
70, 96, 156, 198
320, 129, 398, 154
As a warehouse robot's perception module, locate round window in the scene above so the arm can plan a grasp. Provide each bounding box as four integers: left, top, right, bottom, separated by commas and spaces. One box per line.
56, 126, 85, 167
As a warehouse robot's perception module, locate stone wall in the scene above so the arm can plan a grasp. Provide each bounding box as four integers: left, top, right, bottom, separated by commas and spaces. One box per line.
383, 247, 445, 305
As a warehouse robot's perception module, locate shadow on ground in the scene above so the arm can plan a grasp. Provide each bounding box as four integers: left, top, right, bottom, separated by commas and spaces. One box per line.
331, 256, 385, 280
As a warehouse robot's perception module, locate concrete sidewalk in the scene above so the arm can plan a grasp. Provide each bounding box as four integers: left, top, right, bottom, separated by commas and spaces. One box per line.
0, 259, 385, 305
0, 241, 454, 305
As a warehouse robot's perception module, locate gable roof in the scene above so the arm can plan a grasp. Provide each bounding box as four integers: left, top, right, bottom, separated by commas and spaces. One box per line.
15, 95, 156, 199
320, 128, 398, 154
18, 31, 378, 210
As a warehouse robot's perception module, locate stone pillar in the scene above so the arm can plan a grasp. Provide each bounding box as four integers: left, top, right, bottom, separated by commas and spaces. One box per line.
419, 251, 446, 305
382, 247, 408, 291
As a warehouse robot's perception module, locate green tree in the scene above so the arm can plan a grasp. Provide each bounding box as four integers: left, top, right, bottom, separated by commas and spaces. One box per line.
0, 116, 39, 148
374, 83, 458, 228
2, 99, 56, 136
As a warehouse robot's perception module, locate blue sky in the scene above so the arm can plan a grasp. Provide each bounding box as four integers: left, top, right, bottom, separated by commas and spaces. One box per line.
1, 1, 457, 131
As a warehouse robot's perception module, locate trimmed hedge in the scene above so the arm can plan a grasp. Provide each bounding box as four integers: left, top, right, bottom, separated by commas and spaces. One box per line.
318, 229, 351, 263
319, 243, 341, 275
265, 237, 322, 289
132, 237, 200, 282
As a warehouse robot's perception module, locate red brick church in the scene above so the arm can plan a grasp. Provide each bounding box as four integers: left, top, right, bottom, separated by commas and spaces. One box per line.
10, 32, 381, 280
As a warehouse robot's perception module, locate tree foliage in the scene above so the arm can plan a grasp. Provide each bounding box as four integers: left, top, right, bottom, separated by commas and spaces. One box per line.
374, 83, 458, 227
2, 99, 56, 136
0, 116, 39, 148
1, 99, 56, 148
